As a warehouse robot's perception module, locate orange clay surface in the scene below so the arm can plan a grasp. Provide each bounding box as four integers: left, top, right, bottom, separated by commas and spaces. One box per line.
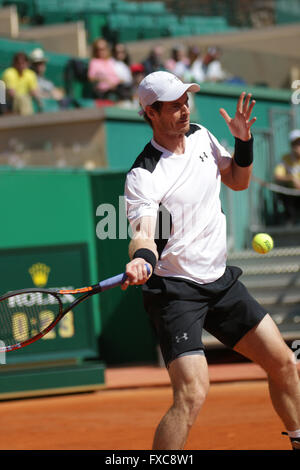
0, 361, 299, 450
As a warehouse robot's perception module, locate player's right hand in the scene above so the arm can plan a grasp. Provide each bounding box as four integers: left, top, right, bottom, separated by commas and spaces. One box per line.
121, 258, 152, 290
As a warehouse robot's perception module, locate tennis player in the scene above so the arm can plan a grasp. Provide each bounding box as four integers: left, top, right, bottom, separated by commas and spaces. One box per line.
123, 71, 300, 450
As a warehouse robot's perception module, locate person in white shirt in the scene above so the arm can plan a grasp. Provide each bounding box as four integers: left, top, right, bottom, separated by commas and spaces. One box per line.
203, 47, 227, 82
111, 43, 133, 87
122, 71, 300, 451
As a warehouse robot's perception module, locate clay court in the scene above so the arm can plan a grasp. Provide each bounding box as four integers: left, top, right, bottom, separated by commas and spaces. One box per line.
0, 361, 299, 451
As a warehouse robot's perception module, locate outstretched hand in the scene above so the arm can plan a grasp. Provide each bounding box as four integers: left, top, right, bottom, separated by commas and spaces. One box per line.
219, 92, 256, 141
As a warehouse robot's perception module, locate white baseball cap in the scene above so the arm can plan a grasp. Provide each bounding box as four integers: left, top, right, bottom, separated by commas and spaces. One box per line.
289, 129, 300, 143
138, 71, 200, 111
29, 48, 48, 63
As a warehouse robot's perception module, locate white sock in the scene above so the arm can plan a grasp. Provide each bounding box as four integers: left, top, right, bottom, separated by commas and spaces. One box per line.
287, 429, 300, 439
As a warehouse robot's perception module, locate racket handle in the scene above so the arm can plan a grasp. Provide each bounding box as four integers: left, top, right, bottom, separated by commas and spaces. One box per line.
98, 264, 151, 291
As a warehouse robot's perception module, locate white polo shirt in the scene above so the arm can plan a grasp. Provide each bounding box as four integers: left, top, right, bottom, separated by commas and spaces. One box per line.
124, 123, 233, 284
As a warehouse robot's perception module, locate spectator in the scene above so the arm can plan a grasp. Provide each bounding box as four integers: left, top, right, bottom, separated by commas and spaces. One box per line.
142, 44, 166, 76
184, 45, 206, 83
274, 129, 300, 225
202, 46, 227, 82
130, 62, 145, 107
165, 44, 189, 80
2, 52, 42, 115
111, 43, 133, 87
29, 48, 70, 109
88, 38, 132, 101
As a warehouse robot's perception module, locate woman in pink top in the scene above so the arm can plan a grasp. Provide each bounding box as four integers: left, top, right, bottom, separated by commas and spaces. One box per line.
88, 38, 132, 101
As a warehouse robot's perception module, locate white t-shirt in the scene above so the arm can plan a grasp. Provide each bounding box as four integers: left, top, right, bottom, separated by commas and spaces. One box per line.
112, 59, 133, 85
124, 123, 233, 284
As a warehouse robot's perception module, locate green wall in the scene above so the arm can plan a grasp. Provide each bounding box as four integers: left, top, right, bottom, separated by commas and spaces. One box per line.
90, 170, 157, 365
0, 167, 101, 337
0, 167, 157, 366
0, 168, 94, 248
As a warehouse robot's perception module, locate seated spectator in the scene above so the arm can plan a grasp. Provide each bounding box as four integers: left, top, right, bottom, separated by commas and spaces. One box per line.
131, 63, 145, 108
29, 48, 70, 109
274, 129, 300, 225
117, 63, 145, 110
2, 52, 42, 115
202, 46, 227, 82
165, 44, 189, 80
184, 45, 206, 83
88, 38, 132, 101
111, 43, 133, 87
142, 44, 166, 76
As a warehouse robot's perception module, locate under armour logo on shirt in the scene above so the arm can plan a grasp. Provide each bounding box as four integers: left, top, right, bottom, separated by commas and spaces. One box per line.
198, 152, 209, 162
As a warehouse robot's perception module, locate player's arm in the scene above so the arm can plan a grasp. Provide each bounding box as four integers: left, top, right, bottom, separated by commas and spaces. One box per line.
220, 139, 253, 191
219, 92, 256, 191
122, 215, 158, 290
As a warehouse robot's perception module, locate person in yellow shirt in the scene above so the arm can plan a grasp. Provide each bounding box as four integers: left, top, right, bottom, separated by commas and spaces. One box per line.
274, 129, 300, 224
2, 52, 42, 115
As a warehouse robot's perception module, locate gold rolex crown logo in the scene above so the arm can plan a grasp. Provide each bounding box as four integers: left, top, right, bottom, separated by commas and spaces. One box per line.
29, 263, 50, 287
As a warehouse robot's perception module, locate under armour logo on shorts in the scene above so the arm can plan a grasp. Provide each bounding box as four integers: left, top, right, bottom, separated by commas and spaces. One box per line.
175, 333, 189, 343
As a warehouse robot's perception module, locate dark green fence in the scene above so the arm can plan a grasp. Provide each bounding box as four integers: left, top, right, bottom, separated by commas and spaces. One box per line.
0, 167, 157, 367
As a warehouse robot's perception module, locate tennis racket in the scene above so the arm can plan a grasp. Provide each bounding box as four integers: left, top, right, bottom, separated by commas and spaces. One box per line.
0, 265, 150, 353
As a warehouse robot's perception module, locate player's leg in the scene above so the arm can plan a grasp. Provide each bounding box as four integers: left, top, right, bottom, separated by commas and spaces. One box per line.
143, 275, 210, 449
204, 270, 300, 448
233, 314, 300, 433
152, 353, 209, 450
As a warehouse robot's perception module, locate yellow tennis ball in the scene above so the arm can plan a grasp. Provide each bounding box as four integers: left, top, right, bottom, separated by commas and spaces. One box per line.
252, 233, 274, 254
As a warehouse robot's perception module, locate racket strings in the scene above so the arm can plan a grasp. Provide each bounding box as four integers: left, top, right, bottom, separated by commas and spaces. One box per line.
0, 292, 61, 348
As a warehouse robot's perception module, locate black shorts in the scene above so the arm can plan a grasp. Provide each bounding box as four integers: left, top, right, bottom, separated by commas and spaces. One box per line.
142, 266, 267, 367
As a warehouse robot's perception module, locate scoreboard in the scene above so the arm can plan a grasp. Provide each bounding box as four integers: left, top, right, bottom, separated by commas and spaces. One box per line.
0, 243, 99, 364
0, 244, 104, 398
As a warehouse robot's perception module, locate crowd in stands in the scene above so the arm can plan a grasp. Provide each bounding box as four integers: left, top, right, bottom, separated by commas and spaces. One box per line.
0, 48, 71, 115
274, 129, 300, 225
0, 39, 240, 117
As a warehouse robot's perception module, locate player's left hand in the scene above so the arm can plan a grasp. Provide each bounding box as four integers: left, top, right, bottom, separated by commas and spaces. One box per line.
219, 92, 256, 141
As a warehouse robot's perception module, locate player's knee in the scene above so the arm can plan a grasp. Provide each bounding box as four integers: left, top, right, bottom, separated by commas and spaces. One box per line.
187, 385, 209, 424
269, 347, 298, 381
280, 348, 298, 374
176, 381, 209, 425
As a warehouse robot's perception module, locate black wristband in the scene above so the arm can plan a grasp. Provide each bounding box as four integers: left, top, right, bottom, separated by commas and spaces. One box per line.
234, 135, 254, 167
133, 248, 157, 273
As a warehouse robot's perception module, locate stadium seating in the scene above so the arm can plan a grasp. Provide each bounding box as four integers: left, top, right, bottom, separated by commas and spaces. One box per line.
2, 0, 35, 19
26, 0, 234, 42
0, 37, 77, 96
0, 37, 42, 69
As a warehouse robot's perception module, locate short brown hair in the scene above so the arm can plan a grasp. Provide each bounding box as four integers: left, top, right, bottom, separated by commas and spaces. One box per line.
142, 101, 163, 127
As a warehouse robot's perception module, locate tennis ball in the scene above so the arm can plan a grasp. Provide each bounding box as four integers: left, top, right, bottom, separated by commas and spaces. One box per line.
252, 233, 274, 254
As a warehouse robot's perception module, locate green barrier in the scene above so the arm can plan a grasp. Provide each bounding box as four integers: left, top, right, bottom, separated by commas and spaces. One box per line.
90, 170, 157, 365
0, 167, 105, 396
0, 167, 158, 367
0, 167, 100, 340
